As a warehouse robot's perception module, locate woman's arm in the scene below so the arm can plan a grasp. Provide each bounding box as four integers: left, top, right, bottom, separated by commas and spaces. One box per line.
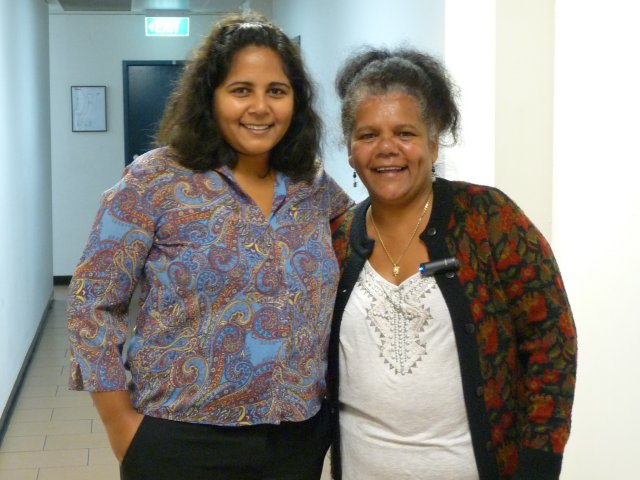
68, 162, 160, 460
67, 162, 158, 392
489, 190, 577, 478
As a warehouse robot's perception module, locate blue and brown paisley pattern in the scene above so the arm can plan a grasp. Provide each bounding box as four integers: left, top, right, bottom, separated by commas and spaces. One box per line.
67, 147, 352, 426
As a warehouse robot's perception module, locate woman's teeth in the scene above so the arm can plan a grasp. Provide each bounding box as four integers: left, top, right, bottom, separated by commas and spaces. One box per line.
243, 124, 270, 131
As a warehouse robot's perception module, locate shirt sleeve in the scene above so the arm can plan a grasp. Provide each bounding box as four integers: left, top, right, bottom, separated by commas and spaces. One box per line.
488, 189, 577, 476
320, 169, 354, 221
67, 161, 159, 392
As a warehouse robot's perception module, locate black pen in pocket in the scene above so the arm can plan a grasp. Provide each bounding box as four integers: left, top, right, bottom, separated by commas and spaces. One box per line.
418, 257, 460, 277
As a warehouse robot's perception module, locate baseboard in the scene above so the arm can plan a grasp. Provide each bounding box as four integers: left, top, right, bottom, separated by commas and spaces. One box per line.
53, 275, 72, 285
0, 292, 54, 443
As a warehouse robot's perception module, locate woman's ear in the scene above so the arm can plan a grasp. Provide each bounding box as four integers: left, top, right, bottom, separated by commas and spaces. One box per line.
431, 140, 440, 160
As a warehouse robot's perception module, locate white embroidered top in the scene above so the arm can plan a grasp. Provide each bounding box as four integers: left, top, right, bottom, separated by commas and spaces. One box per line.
338, 261, 479, 480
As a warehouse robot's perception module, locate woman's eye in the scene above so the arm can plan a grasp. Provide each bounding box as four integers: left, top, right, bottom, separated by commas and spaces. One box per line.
398, 131, 415, 137
268, 87, 287, 96
358, 133, 375, 141
231, 87, 250, 95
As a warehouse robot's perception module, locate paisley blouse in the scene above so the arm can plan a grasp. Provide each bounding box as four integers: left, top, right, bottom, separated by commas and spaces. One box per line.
67, 147, 352, 426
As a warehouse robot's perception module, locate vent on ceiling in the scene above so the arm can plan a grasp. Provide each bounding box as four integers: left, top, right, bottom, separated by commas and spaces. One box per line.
58, 0, 133, 12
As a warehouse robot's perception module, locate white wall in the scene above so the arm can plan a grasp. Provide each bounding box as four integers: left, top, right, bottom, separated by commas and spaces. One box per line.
444, 0, 496, 187
49, 13, 224, 276
554, 1, 640, 477
0, 0, 53, 422
272, 0, 446, 202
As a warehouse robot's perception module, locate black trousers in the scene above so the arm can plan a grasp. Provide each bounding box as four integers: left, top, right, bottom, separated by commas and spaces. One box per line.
120, 402, 331, 480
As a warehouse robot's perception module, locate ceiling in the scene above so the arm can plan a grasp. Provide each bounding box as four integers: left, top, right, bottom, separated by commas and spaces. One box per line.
46, 0, 245, 14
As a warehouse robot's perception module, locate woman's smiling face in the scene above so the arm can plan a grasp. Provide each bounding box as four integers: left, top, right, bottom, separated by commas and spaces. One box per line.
213, 45, 294, 166
349, 92, 438, 206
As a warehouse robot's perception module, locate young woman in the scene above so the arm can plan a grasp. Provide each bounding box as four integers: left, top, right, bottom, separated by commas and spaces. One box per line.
67, 12, 351, 480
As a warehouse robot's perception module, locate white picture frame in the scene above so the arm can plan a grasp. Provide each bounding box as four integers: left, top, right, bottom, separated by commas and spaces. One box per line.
71, 86, 107, 132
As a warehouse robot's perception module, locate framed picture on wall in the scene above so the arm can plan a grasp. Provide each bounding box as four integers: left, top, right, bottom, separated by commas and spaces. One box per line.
71, 86, 107, 132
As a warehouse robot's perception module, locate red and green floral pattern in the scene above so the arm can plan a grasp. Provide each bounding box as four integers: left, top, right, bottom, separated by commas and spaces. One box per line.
331, 180, 577, 478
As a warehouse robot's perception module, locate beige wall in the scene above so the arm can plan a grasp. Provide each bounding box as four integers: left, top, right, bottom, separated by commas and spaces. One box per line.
495, 0, 555, 239
495, 1, 640, 477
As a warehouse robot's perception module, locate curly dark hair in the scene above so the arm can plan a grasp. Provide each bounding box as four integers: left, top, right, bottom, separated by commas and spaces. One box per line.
335, 47, 459, 148
156, 12, 321, 180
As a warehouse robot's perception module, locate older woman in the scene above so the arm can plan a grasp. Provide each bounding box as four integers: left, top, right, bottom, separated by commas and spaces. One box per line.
329, 48, 577, 480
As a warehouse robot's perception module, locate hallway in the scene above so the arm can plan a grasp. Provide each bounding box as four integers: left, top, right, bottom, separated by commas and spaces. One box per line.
0, 286, 332, 480
0, 286, 119, 479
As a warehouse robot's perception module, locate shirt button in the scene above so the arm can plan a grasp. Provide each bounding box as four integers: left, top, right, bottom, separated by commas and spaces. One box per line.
465, 323, 475, 334
445, 271, 455, 278
476, 385, 484, 397
426, 227, 437, 236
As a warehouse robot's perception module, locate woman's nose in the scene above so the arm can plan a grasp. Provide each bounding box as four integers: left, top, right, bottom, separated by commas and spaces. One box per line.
248, 93, 268, 114
377, 135, 398, 156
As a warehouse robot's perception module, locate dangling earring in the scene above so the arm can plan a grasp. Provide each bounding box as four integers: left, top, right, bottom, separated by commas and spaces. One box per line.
353, 170, 358, 188
431, 163, 437, 182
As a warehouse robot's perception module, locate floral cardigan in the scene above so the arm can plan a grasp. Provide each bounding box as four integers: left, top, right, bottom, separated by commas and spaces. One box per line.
328, 178, 577, 479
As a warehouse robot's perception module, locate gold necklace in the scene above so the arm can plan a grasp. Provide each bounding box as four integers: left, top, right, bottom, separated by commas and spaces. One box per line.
368, 193, 432, 277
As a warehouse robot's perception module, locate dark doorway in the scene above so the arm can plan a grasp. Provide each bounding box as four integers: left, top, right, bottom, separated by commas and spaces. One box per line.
123, 60, 185, 166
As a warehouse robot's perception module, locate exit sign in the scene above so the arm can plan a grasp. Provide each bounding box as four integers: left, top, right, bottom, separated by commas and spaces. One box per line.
145, 17, 190, 37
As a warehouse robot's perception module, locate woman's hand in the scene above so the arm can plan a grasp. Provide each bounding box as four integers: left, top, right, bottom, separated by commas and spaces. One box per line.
107, 408, 145, 463
90, 391, 145, 463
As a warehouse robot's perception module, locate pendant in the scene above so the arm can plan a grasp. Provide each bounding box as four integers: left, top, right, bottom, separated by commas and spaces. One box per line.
392, 264, 400, 277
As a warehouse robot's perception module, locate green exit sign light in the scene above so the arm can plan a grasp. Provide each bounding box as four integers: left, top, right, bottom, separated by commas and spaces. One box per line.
145, 17, 190, 37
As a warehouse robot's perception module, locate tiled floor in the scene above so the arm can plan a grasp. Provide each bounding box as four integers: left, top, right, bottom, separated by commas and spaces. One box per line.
0, 286, 332, 480
0, 286, 118, 480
